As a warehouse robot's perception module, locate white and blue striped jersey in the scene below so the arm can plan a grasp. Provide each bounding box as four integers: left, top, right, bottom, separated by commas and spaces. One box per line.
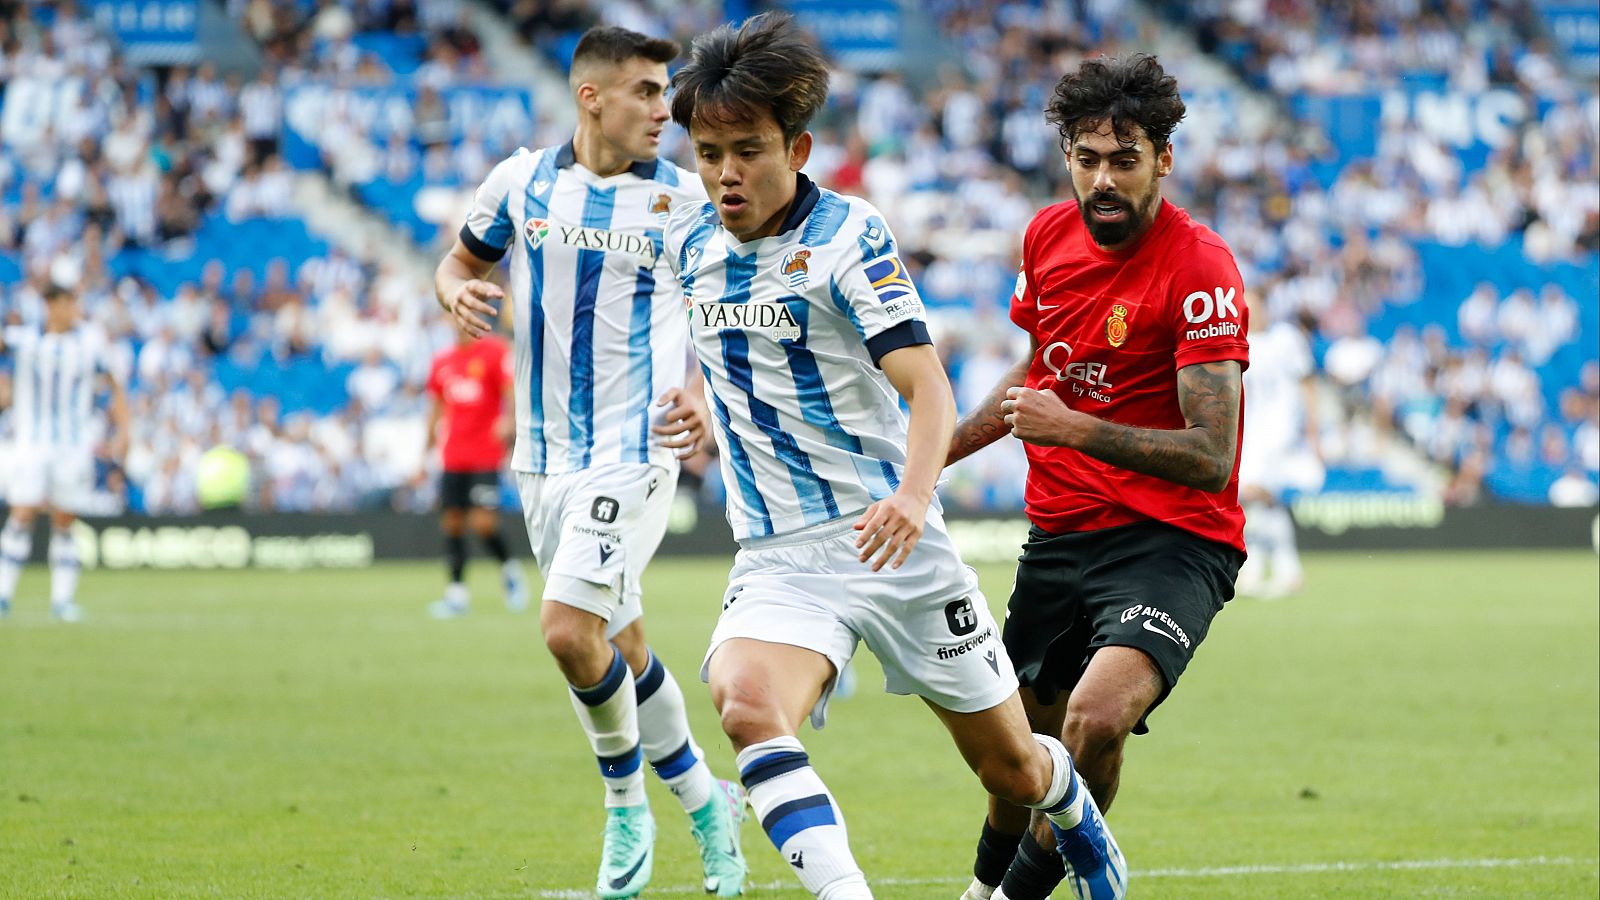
664, 175, 934, 540
2, 325, 108, 449
459, 142, 707, 475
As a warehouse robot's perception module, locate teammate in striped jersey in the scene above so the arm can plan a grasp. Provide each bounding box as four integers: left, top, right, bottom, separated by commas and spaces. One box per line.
432, 26, 746, 899
664, 16, 1125, 899
0, 284, 129, 621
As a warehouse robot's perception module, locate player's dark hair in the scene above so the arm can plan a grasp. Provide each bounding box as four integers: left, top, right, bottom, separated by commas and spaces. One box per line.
571, 25, 679, 70
43, 283, 73, 302
669, 13, 829, 145
1047, 54, 1186, 154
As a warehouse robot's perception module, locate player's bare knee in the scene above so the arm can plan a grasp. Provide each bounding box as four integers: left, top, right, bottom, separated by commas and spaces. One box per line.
715, 693, 787, 749
976, 747, 1050, 806
539, 609, 610, 678
1064, 704, 1134, 760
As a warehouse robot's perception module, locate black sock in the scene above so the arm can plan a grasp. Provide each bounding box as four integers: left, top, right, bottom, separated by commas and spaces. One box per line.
974, 818, 1025, 888
999, 829, 1066, 900
445, 534, 466, 582
480, 530, 510, 563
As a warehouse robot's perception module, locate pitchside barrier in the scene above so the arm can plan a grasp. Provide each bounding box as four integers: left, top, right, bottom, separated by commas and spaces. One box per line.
0, 500, 1594, 569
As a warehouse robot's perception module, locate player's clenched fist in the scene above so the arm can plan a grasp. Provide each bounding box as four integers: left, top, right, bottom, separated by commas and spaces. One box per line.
1002, 385, 1087, 448
447, 279, 503, 338
651, 387, 710, 459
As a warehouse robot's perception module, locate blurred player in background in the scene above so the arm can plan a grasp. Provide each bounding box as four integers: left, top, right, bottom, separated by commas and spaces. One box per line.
434, 25, 747, 900
422, 325, 529, 618
0, 284, 128, 622
667, 15, 1124, 899
947, 55, 1246, 900
1236, 289, 1322, 598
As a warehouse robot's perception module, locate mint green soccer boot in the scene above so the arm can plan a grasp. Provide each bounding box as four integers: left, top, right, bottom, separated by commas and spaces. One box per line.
688, 779, 748, 896
597, 804, 654, 899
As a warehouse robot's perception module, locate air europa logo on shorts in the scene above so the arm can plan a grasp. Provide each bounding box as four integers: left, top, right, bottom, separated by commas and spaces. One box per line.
1120, 604, 1192, 649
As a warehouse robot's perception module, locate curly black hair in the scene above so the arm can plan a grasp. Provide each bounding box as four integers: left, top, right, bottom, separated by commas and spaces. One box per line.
669, 13, 829, 145
1046, 54, 1187, 154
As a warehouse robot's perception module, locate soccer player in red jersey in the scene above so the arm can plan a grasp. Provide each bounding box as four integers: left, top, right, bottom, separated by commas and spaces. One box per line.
948, 55, 1249, 900
423, 327, 529, 617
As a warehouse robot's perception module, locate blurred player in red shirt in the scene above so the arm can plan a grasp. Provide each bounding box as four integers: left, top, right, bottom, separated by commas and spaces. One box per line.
424, 327, 528, 617
947, 55, 1249, 900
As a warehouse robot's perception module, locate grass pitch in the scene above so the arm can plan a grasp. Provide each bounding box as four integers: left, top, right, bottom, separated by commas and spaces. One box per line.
1, 550, 1596, 898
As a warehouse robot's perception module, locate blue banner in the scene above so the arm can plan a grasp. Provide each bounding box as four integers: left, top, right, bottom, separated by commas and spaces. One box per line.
1293, 89, 1597, 175
280, 83, 537, 169
788, 0, 900, 71
1541, 2, 1600, 76
88, 0, 199, 64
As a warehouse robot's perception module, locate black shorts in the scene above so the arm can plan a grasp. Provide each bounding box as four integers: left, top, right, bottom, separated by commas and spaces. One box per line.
1002, 520, 1243, 734
439, 470, 503, 511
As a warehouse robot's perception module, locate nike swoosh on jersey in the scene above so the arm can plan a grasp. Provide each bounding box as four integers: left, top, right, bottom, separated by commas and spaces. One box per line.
1141, 618, 1184, 646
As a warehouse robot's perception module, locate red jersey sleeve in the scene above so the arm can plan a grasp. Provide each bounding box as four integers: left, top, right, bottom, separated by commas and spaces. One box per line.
1008, 216, 1041, 335
1168, 237, 1250, 371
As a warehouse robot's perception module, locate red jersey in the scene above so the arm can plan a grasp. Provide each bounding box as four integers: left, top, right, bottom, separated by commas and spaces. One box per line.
427, 336, 513, 472
1009, 199, 1249, 551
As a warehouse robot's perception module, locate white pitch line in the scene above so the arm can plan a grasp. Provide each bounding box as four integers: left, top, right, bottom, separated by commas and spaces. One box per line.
534, 855, 1595, 897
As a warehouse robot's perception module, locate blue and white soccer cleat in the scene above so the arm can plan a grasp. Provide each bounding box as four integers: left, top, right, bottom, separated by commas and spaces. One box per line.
0, 597, 10, 619
1050, 786, 1128, 900
597, 803, 655, 899
502, 561, 529, 612
689, 779, 748, 896
52, 602, 83, 623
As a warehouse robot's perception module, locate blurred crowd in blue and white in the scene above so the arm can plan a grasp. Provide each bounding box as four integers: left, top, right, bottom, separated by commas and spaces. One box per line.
0, 0, 1595, 515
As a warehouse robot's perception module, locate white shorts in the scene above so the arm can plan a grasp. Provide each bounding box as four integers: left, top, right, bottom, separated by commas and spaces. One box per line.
1239, 434, 1325, 497
6, 444, 94, 513
703, 511, 1018, 729
515, 463, 677, 639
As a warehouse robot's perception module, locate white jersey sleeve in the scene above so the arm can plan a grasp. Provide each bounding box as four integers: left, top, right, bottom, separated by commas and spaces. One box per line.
459, 147, 533, 262
829, 204, 931, 359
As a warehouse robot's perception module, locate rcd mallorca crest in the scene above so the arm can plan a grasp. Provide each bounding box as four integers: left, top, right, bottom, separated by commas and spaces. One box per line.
1106, 303, 1129, 347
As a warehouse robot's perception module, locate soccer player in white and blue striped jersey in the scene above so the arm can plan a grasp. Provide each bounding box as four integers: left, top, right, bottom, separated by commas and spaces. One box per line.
432, 26, 747, 900
664, 15, 1127, 900
0, 284, 129, 622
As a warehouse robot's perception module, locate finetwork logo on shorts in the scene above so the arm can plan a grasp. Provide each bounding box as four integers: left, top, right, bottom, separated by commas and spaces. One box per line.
944, 597, 978, 636
591, 496, 619, 523
935, 626, 994, 660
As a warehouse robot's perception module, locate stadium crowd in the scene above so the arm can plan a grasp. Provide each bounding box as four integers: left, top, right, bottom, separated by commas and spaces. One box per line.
0, 0, 1595, 515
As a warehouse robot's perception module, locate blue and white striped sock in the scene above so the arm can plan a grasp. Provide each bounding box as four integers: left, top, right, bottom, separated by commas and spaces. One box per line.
737, 736, 867, 896
1029, 734, 1085, 828
567, 647, 646, 808
634, 650, 713, 812
0, 519, 30, 603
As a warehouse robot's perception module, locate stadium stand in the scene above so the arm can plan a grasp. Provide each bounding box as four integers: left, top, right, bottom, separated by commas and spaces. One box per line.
0, 0, 1595, 515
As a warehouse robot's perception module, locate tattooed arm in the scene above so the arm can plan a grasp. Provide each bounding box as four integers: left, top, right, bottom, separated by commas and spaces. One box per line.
945, 337, 1037, 467
1001, 360, 1242, 492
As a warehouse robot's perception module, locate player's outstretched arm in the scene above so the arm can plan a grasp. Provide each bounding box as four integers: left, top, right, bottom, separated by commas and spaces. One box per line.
854, 344, 954, 571
946, 337, 1038, 467
106, 371, 131, 463
1003, 359, 1242, 492
434, 239, 503, 338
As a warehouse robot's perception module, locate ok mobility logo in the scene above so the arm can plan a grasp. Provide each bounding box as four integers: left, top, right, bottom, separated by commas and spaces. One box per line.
524, 218, 659, 268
